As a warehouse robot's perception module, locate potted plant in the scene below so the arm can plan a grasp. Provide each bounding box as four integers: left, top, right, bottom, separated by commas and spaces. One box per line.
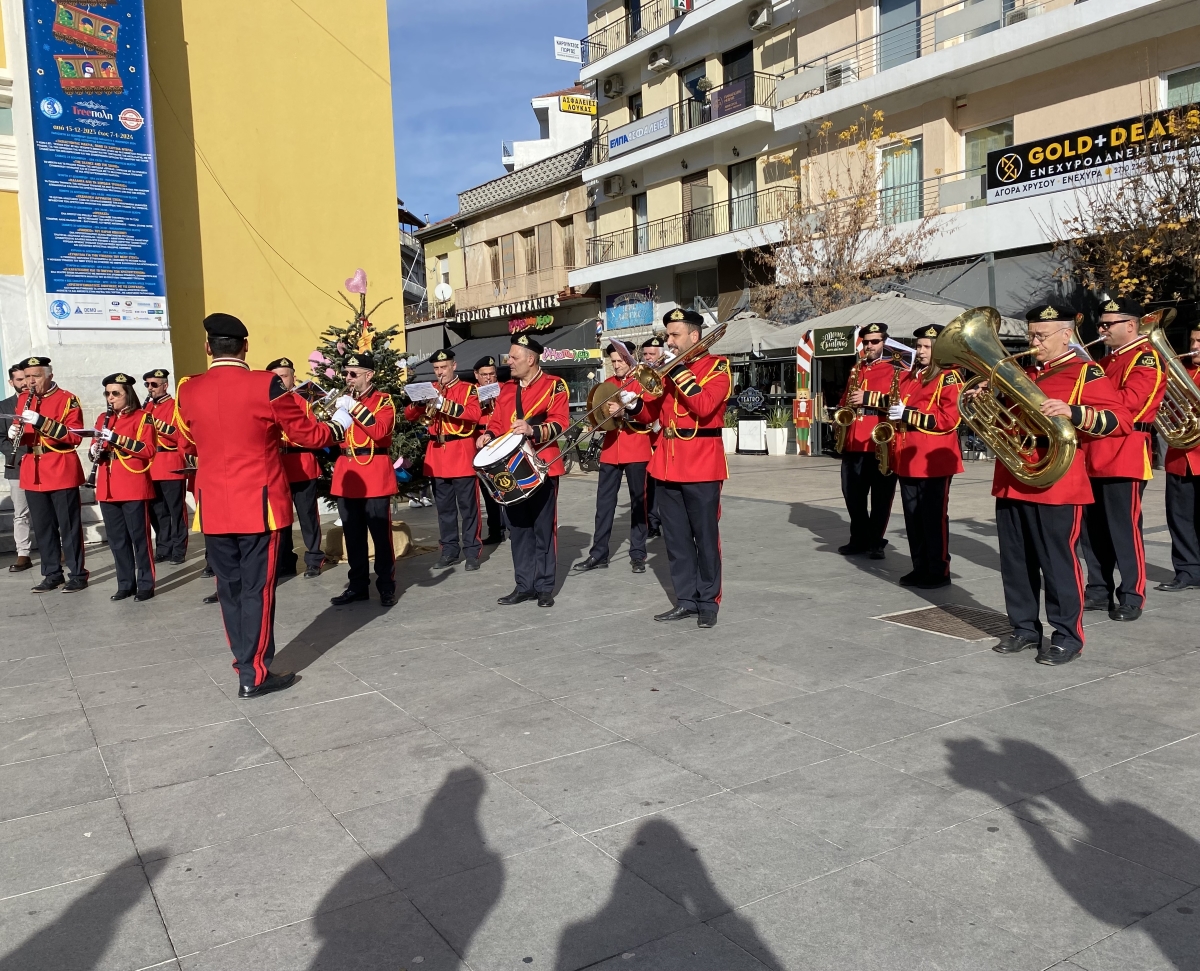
765, 406, 790, 456
722, 407, 738, 454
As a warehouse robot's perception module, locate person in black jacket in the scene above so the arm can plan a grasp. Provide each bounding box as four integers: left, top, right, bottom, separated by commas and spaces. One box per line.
2, 362, 35, 572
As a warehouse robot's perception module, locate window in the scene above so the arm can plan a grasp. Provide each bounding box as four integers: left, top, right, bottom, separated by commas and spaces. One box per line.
964, 120, 1012, 208
880, 138, 923, 225
537, 223, 554, 274
520, 230, 537, 275
1167, 66, 1200, 108
560, 219, 576, 269
680, 61, 710, 131
675, 267, 719, 315
632, 193, 648, 254
487, 240, 501, 283
879, 0, 920, 72
438, 255, 450, 286
729, 159, 758, 230
0, 105, 12, 137
628, 92, 643, 121
721, 42, 753, 84
501, 235, 517, 281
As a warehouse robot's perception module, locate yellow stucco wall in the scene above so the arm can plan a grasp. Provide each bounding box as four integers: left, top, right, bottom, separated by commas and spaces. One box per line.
145, 0, 404, 378
0, 191, 21, 276
0, 1, 8, 69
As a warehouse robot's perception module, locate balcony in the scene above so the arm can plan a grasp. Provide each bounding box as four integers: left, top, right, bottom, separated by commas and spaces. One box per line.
591, 72, 778, 169
456, 265, 572, 314
582, 0, 680, 67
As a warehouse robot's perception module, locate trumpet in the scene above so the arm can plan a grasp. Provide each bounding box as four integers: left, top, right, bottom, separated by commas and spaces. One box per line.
870, 354, 903, 475
833, 359, 863, 453
1141, 308, 1200, 449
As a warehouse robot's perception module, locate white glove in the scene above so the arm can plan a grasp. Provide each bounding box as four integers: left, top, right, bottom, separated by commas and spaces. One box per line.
21, 409, 42, 427
888, 404, 905, 421
332, 408, 354, 430
98, 427, 116, 443
434, 395, 445, 410
7, 423, 19, 442
619, 390, 638, 407
660, 348, 677, 365
88, 441, 102, 460
335, 395, 356, 413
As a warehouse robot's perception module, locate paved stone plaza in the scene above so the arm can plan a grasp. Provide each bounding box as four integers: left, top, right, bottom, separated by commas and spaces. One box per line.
1, 456, 1198, 971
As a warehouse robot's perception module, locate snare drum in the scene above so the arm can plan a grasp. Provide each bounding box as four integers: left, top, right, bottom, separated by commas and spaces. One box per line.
473, 431, 547, 506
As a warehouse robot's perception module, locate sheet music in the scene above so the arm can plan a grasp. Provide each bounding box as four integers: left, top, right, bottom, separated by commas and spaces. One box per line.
477, 382, 501, 402
403, 381, 439, 402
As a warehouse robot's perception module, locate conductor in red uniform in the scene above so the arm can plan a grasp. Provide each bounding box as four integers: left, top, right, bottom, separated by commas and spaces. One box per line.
143, 368, 189, 564
1160, 324, 1200, 592
329, 351, 399, 607
576, 340, 656, 574
1077, 294, 1166, 621
404, 348, 483, 570
268, 357, 326, 579
891, 324, 963, 588
16, 356, 88, 592
838, 322, 901, 559
91, 373, 156, 601
627, 308, 731, 628
175, 313, 346, 698
988, 305, 1131, 665
480, 333, 569, 607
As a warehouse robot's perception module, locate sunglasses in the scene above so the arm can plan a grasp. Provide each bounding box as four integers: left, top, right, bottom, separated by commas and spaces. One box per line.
104, 389, 126, 397
861, 338, 885, 346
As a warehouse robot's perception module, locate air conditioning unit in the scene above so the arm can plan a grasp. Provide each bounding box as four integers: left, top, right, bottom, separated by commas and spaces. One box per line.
603, 74, 625, 98
748, 5, 773, 31
648, 45, 673, 72
825, 60, 859, 90
604, 175, 625, 197
1005, 5, 1044, 25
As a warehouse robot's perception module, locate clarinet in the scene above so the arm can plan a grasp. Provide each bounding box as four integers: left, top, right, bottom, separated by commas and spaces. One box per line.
5, 389, 38, 472
85, 405, 117, 490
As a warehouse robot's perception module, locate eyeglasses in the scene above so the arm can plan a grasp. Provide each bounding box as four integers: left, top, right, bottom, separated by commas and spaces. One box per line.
1027, 329, 1068, 345
104, 390, 124, 397
861, 338, 885, 346
343, 370, 362, 379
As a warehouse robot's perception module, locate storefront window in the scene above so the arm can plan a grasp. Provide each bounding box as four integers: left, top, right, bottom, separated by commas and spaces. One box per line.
1168, 66, 1200, 108
965, 121, 1013, 209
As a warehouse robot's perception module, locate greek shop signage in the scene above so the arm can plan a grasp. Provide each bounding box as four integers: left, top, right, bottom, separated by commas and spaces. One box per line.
608, 107, 672, 158
986, 104, 1200, 204
605, 287, 655, 331
508, 314, 554, 334
23, 0, 168, 330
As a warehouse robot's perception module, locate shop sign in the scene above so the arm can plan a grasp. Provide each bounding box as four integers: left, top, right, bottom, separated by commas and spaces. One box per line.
608, 107, 672, 158
509, 314, 554, 334
605, 287, 655, 330
736, 387, 765, 412
711, 77, 750, 120
456, 294, 559, 322
811, 325, 857, 358
542, 348, 601, 363
559, 95, 596, 116
986, 103, 1200, 204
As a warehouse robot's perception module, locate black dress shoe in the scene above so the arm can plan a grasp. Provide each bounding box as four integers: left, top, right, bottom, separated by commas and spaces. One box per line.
631, 558, 646, 574
1083, 597, 1111, 611
62, 577, 88, 593
868, 548, 886, 560
1156, 577, 1199, 591
303, 566, 321, 579
482, 533, 505, 546
32, 576, 64, 592
1109, 604, 1142, 622
154, 552, 169, 563
201, 566, 215, 579
654, 605, 697, 622
1037, 644, 1082, 665
647, 527, 662, 539
573, 556, 608, 571
379, 592, 398, 607
330, 588, 370, 606
993, 633, 1041, 655
464, 559, 480, 572
110, 589, 134, 601
203, 593, 220, 605
134, 589, 154, 602
9, 556, 32, 572
238, 671, 296, 698
169, 555, 186, 565
837, 543, 869, 555
697, 610, 717, 629
899, 571, 921, 586
498, 589, 536, 605
537, 592, 555, 608
434, 555, 459, 569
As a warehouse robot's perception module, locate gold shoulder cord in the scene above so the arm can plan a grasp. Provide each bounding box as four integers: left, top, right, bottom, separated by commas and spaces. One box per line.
348, 394, 387, 466
116, 414, 153, 474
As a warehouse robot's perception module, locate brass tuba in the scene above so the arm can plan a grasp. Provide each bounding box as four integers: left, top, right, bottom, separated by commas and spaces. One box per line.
933, 307, 1077, 488
1141, 309, 1200, 449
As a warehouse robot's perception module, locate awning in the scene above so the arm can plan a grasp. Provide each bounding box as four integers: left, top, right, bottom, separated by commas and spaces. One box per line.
708, 314, 792, 355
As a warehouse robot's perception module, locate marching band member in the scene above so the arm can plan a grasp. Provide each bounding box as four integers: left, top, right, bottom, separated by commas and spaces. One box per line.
575, 340, 656, 575
175, 313, 346, 698
988, 305, 1131, 665
628, 309, 730, 629
143, 368, 189, 564
91, 373, 156, 601
473, 356, 506, 545
16, 356, 88, 592
268, 357, 326, 578
641, 336, 665, 540
1077, 294, 1166, 621
480, 334, 569, 608
329, 352, 399, 607
837, 322, 901, 560
404, 348, 483, 571
891, 324, 963, 588
1, 363, 34, 573
1160, 323, 1200, 592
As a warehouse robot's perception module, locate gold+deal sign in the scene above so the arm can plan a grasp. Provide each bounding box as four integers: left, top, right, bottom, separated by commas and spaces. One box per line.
985, 104, 1200, 204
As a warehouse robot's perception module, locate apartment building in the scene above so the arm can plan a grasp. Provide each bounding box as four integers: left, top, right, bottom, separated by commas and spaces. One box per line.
572, 0, 1200, 347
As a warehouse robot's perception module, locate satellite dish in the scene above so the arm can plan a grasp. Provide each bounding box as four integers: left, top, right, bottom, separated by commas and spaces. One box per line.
434, 282, 453, 304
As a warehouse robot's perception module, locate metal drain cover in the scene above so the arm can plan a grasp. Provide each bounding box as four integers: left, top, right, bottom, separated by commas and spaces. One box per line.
876, 603, 1011, 641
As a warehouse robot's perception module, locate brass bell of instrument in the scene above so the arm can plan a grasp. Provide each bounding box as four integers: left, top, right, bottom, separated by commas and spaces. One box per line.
1141, 309, 1200, 450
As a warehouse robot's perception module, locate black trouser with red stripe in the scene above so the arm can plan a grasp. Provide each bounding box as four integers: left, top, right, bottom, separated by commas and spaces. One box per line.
482, 487, 506, 540
100, 500, 154, 593
337, 495, 395, 597
646, 474, 661, 533
899, 476, 951, 581
1165, 470, 1200, 585
207, 530, 282, 689
149, 477, 189, 560
280, 478, 324, 572
26, 487, 86, 582
506, 477, 558, 594
841, 451, 897, 551
997, 499, 1085, 651
433, 476, 482, 561
659, 479, 722, 614
1078, 477, 1148, 609
589, 461, 648, 563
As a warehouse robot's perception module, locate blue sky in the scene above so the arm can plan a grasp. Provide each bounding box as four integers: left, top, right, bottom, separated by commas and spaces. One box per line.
388, 0, 586, 224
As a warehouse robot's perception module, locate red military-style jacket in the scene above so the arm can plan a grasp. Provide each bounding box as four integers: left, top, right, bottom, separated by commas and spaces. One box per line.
18, 384, 85, 492
1165, 363, 1200, 476
331, 386, 398, 499
1084, 336, 1166, 480
404, 377, 482, 478
484, 370, 570, 477
280, 392, 322, 484
893, 367, 964, 479
93, 408, 156, 502
175, 359, 337, 534
992, 352, 1132, 506
631, 353, 731, 483
144, 393, 187, 481
839, 355, 903, 452
595, 375, 656, 466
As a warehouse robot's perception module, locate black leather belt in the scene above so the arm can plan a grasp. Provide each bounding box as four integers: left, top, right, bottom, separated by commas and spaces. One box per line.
281, 446, 314, 454
1134, 422, 1154, 432
664, 427, 722, 439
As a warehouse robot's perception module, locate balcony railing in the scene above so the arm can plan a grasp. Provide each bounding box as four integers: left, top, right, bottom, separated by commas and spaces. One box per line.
592, 72, 778, 165
776, 0, 1073, 109
457, 265, 570, 313
582, 0, 679, 66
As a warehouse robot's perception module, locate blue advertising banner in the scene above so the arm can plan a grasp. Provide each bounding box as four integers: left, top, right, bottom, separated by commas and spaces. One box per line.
605, 287, 655, 331
22, 0, 168, 329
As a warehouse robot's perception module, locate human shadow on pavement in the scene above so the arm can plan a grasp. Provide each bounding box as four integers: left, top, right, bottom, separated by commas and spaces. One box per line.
554, 818, 780, 971
272, 601, 384, 672
0, 853, 167, 971
554, 522, 591, 596
947, 738, 1200, 970
308, 767, 502, 969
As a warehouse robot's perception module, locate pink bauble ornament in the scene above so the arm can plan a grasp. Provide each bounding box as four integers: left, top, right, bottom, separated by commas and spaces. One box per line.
345, 268, 368, 294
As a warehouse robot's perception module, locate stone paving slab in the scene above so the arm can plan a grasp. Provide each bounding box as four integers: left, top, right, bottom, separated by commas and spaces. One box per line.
1, 456, 1198, 970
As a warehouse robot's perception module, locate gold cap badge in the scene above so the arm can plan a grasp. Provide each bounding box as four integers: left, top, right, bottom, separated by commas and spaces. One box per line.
1039, 306, 1059, 320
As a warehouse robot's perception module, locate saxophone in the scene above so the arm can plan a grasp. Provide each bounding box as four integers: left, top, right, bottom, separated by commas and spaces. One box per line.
832, 358, 863, 452
870, 354, 903, 476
